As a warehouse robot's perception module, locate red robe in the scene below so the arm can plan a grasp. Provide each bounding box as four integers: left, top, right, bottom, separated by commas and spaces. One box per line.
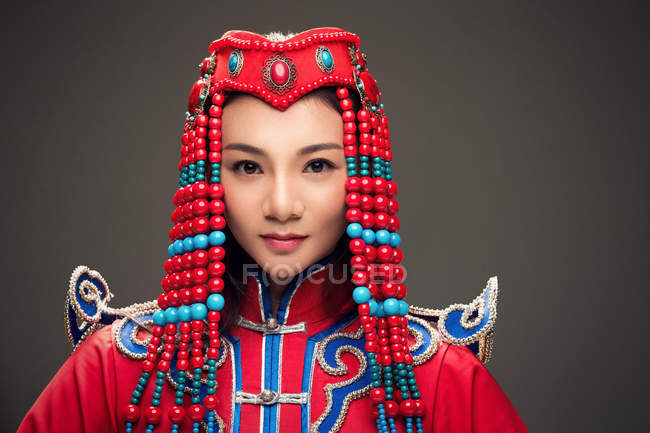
18, 260, 528, 433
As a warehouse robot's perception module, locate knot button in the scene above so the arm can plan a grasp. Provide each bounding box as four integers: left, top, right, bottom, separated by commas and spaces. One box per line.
260, 389, 276, 403
265, 318, 279, 330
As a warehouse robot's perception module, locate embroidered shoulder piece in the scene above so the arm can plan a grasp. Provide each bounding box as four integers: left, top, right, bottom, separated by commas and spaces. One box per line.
65, 265, 158, 354
408, 276, 498, 364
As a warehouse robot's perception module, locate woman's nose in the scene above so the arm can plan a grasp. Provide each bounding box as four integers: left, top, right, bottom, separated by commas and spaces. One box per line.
262, 175, 305, 222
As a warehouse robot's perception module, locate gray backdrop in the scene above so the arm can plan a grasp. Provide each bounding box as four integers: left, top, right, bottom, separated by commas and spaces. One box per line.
2, 1, 648, 432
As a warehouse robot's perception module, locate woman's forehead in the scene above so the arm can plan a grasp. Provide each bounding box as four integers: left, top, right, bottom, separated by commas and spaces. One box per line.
221, 93, 343, 150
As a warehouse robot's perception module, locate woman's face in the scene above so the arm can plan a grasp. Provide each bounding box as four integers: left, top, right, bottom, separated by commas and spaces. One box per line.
220, 93, 347, 285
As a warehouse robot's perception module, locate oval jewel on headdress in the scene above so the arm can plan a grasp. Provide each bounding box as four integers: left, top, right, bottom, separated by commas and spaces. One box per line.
228, 52, 239, 74
270, 60, 290, 86
320, 48, 333, 68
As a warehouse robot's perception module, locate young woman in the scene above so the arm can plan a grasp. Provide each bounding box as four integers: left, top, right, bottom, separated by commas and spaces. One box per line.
18, 27, 529, 433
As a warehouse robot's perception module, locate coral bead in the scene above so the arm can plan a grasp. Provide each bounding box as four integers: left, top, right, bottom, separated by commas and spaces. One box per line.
339, 98, 353, 111
208, 246, 225, 261
357, 109, 370, 121
345, 192, 361, 208
208, 184, 224, 199
345, 208, 362, 223
192, 181, 208, 198
208, 261, 226, 277
124, 404, 140, 422
144, 406, 162, 424
342, 110, 355, 122
203, 395, 218, 410
370, 388, 386, 402
168, 406, 186, 423
346, 176, 360, 191
188, 404, 206, 422
157, 293, 168, 309
385, 400, 399, 417
414, 399, 425, 416
212, 93, 225, 106
336, 88, 349, 99
191, 285, 208, 302
179, 288, 192, 305
208, 277, 224, 293
352, 271, 368, 286
192, 249, 209, 267
193, 199, 209, 217
381, 282, 398, 298
400, 399, 415, 417
376, 245, 392, 262
209, 215, 226, 230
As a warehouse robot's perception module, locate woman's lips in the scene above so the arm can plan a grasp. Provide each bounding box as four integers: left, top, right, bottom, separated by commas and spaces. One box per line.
260, 235, 308, 250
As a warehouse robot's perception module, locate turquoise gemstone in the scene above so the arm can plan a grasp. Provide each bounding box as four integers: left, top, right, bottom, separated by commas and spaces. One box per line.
173, 240, 185, 255
194, 234, 209, 250
164, 307, 179, 324
207, 293, 225, 311
399, 300, 409, 316
183, 237, 194, 252
191, 303, 207, 320
208, 230, 225, 246
375, 229, 390, 245
361, 229, 376, 244
369, 299, 378, 315
346, 222, 363, 238
383, 298, 399, 315
178, 305, 192, 322
153, 310, 166, 326
321, 49, 333, 68
390, 233, 401, 247
168, 244, 175, 257
228, 52, 239, 73
352, 286, 371, 304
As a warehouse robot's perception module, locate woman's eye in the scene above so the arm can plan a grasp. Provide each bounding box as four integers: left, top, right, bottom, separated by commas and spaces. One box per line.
305, 159, 334, 173
233, 160, 261, 175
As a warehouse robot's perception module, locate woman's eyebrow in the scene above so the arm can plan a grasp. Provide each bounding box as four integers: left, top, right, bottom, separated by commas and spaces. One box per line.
297, 142, 343, 155
222, 142, 343, 156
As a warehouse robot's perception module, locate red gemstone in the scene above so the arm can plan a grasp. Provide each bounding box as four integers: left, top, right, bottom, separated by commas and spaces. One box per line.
270, 60, 290, 86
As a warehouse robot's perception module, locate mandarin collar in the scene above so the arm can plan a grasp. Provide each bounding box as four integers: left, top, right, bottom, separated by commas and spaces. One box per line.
238, 244, 356, 325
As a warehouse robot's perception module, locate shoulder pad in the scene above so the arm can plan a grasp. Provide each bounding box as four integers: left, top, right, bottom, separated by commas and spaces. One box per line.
65, 265, 157, 353
409, 276, 498, 364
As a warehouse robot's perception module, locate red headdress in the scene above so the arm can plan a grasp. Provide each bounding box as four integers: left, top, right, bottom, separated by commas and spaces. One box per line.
126, 27, 421, 433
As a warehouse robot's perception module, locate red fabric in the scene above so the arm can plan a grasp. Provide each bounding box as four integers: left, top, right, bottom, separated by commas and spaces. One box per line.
193, 28, 362, 112
18, 262, 528, 433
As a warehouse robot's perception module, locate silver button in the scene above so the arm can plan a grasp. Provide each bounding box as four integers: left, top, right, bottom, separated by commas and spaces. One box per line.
265, 318, 279, 330
260, 389, 276, 403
